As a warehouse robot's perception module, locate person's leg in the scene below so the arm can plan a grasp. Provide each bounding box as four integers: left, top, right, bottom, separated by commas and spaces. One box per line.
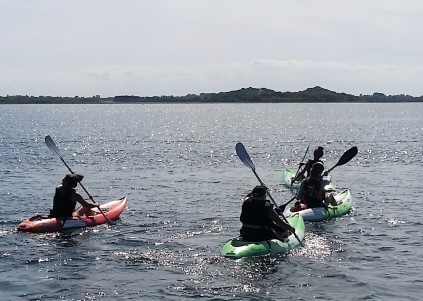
325, 192, 338, 206
73, 206, 95, 217
272, 228, 290, 241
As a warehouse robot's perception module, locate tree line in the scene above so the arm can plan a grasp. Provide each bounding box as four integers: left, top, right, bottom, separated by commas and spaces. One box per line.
2, 87, 422, 104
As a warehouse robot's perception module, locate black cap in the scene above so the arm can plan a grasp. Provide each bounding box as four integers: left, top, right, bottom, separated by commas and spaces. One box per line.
252, 185, 267, 197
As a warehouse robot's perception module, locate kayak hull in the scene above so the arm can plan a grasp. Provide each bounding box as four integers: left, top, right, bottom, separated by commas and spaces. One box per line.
282, 168, 302, 189
220, 214, 305, 259
284, 189, 352, 222
17, 196, 128, 233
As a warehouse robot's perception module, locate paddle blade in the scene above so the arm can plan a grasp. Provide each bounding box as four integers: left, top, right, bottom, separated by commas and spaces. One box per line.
45, 135, 62, 157
326, 146, 358, 173
278, 195, 297, 213
335, 146, 358, 167
235, 142, 255, 171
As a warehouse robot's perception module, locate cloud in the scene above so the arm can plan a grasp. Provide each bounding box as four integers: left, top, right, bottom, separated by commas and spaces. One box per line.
2, 59, 418, 97
1, 1, 423, 97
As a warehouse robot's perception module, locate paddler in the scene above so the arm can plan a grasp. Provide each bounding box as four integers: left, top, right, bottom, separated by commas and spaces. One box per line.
240, 185, 295, 242
292, 146, 325, 183
49, 173, 99, 218
295, 162, 337, 209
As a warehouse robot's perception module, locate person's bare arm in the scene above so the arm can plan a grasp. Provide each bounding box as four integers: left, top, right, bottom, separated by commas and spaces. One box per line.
292, 161, 310, 182
73, 193, 99, 208
268, 209, 295, 232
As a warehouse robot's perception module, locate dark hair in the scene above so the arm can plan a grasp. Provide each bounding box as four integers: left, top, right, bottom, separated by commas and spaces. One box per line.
251, 185, 267, 197
313, 146, 324, 158
63, 173, 84, 188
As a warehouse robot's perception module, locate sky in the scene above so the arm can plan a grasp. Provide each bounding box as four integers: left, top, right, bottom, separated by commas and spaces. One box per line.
1, 0, 423, 97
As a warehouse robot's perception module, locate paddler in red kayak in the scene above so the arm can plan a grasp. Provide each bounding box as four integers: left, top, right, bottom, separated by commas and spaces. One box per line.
49, 173, 99, 218
240, 185, 295, 242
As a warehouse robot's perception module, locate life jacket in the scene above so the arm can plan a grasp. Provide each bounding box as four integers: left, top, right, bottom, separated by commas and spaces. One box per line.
50, 185, 77, 218
305, 159, 323, 177
240, 197, 273, 229
300, 178, 325, 208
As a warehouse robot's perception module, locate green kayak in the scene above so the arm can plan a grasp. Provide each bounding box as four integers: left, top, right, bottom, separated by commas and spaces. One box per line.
220, 214, 305, 259
282, 168, 335, 191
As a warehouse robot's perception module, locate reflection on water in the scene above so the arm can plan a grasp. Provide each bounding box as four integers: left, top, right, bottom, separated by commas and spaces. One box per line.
1, 103, 422, 300
296, 233, 334, 259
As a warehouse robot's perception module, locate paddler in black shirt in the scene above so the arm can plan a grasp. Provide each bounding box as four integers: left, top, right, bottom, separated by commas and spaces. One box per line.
292, 146, 325, 183
296, 162, 337, 208
240, 185, 295, 242
50, 173, 99, 218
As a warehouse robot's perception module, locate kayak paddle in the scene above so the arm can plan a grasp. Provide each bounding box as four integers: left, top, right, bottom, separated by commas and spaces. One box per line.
325, 146, 358, 175
45, 135, 114, 225
290, 144, 310, 189
235, 142, 304, 247
277, 195, 298, 214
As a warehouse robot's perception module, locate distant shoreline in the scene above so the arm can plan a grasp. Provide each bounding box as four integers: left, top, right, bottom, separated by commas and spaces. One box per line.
1, 86, 422, 104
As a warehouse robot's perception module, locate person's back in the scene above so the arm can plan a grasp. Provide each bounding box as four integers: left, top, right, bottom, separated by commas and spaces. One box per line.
50, 185, 77, 218
297, 162, 326, 208
293, 146, 324, 182
240, 186, 274, 241
240, 185, 295, 241
49, 173, 88, 218
299, 177, 325, 208
305, 146, 324, 177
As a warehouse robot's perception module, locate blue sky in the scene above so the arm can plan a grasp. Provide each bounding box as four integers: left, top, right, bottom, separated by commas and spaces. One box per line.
1, 0, 422, 97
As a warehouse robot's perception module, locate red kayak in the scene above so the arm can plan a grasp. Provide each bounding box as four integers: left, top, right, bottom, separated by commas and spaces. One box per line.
17, 196, 128, 233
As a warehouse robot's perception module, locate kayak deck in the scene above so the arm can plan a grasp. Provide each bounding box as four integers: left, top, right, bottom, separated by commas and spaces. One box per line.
282, 168, 302, 189
17, 196, 128, 233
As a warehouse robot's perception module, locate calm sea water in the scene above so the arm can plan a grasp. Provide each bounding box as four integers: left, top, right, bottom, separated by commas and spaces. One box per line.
0, 103, 422, 301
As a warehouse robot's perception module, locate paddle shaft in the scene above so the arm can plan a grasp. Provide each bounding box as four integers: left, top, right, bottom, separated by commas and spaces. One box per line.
45, 136, 114, 225
291, 144, 310, 188
278, 194, 297, 213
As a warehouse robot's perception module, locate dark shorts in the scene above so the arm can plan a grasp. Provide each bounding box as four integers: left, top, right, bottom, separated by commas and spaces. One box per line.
305, 199, 326, 208
240, 227, 277, 242
49, 209, 73, 219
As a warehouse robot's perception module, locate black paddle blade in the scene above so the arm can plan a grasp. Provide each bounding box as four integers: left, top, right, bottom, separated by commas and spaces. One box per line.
235, 142, 256, 171
326, 146, 358, 174
336, 146, 358, 167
